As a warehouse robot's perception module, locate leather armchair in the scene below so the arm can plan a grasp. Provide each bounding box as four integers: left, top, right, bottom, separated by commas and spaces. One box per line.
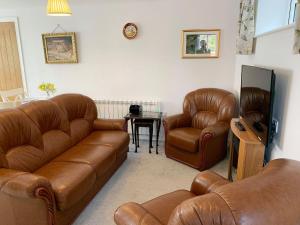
115, 170, 228, 225
115, 159, 300, 225
164, 88, 236, 170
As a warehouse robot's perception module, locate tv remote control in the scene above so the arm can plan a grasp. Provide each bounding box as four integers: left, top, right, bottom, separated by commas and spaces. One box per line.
235, 122, 246, 131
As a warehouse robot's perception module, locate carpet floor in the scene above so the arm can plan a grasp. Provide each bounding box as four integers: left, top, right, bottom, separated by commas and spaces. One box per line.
73, 142, 228, 225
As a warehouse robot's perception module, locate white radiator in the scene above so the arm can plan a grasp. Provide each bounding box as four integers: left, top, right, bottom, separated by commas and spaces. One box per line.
94, 100, 162, 140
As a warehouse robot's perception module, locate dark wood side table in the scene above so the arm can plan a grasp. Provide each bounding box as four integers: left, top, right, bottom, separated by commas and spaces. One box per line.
124, 112, 163, 154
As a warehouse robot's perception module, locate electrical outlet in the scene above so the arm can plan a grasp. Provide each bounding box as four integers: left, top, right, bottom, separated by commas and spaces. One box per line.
272, 118, 279, 134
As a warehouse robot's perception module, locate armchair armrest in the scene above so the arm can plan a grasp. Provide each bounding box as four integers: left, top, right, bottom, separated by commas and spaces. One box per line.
163, 114, 191, 131
190, 171, 230, 195
93, 119, 128, 131
197, 122, 230, 170
0, 169, 56, 225
200, 122, 229, 143
114, 202, 163, 225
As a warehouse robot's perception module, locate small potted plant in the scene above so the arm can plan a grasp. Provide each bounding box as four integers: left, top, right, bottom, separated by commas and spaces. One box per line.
38, 82, 56, 97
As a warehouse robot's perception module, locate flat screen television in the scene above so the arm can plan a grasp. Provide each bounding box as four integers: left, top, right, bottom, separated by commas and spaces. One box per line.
240, 65, 276, 151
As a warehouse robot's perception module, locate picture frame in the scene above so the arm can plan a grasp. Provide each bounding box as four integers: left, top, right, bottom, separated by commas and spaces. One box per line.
181, 29, 221, 58
42, 32, 78, 64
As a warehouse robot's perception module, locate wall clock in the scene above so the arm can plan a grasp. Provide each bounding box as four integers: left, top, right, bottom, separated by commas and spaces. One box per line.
123, 23, 138, 39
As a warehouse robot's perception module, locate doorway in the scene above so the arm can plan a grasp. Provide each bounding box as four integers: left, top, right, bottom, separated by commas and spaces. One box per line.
0, 18, 27, 96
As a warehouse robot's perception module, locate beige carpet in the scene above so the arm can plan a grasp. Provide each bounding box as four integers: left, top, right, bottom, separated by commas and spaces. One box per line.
73, 142, 228, 225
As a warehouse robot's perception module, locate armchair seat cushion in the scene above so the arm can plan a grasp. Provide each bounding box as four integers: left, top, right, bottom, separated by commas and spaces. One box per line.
79, 131, 130, 156
35, 161, 96, 211
142, 190, 195, 224
168, 128, 202, 153
53, 144, 116, 178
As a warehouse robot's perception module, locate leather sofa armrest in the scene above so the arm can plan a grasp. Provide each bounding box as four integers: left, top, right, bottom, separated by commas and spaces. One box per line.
114, 202, 163, 225
0, 169, 56, 225
93, 119, 128, 132
1, 170, 52, 199
163, 114, 191, 131
190, 171, 230, 195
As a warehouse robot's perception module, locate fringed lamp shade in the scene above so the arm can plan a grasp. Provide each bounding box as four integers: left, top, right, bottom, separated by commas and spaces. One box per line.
47, 0, 72, 16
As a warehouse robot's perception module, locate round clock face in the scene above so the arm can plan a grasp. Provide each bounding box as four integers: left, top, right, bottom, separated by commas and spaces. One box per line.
123, 23, 138, 39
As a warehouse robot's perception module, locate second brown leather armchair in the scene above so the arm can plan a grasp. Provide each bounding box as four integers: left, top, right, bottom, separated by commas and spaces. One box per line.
115, 159, 300, 225
164, 88, 236, 170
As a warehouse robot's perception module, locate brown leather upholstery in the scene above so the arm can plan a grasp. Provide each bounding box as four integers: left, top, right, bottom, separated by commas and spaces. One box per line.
115, 159, 300, 225
19, 101, 72, 165
94, 119, 128, 131
79, 131, 130, 160
167, 128, 202, 153
164, 88, 236, 170
0, 109, 43, 172
35, 161, 96, 211
0, 94, 129, 225
53, 144, 116, 178
142, 190, 195, 224
51, 94, 97, 145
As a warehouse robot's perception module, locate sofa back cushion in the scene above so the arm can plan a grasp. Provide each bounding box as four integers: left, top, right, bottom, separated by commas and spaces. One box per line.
19, 100, 71, 164
183, 88, 236, 130
51, 94, 97, 145
0, 109, 44, 172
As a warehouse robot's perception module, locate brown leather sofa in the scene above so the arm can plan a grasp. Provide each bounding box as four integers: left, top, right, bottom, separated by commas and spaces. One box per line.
115, 158, 300, 225
164, 88, 236, 170
0, 94, 130, 225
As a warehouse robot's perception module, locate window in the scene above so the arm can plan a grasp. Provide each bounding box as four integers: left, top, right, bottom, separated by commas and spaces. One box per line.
256, 0, 297, 36
289, 0, 297, 24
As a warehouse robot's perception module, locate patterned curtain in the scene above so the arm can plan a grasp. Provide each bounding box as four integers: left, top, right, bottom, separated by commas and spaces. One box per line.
236, 0, 256, 55
294, 1, 300, 54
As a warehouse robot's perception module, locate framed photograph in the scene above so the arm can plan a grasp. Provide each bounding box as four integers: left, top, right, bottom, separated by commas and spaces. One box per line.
42, 32, 78, 64
182, 29, 221, 58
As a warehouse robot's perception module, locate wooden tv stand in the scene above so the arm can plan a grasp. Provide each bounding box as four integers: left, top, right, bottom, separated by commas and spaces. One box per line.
228, 118, 265, 181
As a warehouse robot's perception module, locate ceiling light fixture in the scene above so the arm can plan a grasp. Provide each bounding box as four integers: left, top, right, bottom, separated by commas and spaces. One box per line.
47, 0, 72, 16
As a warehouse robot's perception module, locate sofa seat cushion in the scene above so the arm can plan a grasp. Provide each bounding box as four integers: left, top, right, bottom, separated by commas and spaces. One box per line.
142, 190, 195, 224
35, 161, 96, 211
168, 128, 202, 153
53, 144, 116, 178
79, 131, 130, 156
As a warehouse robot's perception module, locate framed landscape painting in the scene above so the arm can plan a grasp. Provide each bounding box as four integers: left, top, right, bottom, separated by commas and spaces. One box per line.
182, 29, 221, 58
42, 32, 78, 64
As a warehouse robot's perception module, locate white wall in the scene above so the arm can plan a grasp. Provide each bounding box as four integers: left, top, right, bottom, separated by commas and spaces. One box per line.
0, 0, 237, 115
234, 27, 300, 160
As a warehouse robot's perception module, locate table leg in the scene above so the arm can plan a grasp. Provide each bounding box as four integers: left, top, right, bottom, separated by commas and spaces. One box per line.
228, 131, 234, 181
137, 126, 140, 147
156, 118, 161, 154
134, 124, 138, 153
150, 122, 154, 148
149, 125, 153, 154
131, 118, 134, 144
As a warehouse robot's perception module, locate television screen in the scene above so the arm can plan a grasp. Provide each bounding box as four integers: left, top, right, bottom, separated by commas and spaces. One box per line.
240, 65, 276, 146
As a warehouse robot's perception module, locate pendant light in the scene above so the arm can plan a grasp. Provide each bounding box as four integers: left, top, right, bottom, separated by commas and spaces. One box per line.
47, 0, 72, 16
